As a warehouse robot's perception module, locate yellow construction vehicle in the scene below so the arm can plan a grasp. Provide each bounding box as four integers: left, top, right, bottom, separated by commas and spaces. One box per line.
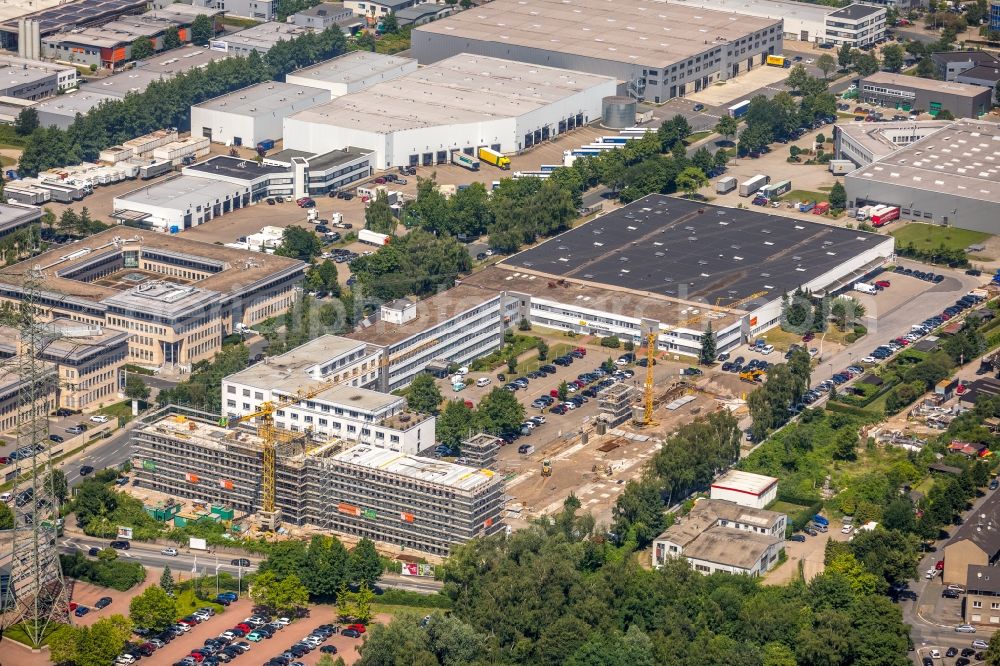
740, 368, 765, 383
541, 459, 552, 477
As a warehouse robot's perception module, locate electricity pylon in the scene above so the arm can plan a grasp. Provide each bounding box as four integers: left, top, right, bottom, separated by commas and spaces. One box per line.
0, 268, 69, 646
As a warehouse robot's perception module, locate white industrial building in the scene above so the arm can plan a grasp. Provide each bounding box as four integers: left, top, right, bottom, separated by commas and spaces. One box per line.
822, 4, 886, 49
191, 81, 329, 148
833, 119, 952, 168
844, 119, 1000, 234
710, 470, 779, 510
285, 51, 417, 98
667, 0, 833, 43
283, 53, 617, 169
208, 21, 313, 56
112, 175, 253, 232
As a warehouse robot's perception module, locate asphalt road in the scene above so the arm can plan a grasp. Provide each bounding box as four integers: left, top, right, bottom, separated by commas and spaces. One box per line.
60, 423, 136, 488
58, 532, 444, 593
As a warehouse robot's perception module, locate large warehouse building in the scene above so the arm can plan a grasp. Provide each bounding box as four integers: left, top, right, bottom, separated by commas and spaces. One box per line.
462, 196, 895, 357
283, 54, 617, 168
411, 0, 783, 102
844, 119, 1000, 233
859, 72, 993, 119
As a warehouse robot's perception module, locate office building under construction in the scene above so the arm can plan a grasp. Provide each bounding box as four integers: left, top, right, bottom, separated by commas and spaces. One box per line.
132, 406, 505, 554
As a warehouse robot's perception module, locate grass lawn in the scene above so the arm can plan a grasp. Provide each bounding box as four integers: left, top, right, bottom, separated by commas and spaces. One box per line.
890, 223, 991, 253
373, 602, 448, 617
685, 131, 713, 145
4, 620, 72, 647
780, 189, 829, 204
769, 500, 812, 515
174, 588, 224, 616
515, 342, 574, 374
98, 400, 137, 424
761, 328, 804, 351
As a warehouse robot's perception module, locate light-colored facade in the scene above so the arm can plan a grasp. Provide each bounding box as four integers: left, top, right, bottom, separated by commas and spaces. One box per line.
0, 229, 305, 371
345, 284, 516, 391
192, 82, 329, 148
943, 490, 1000, 586
193, 0, 275, 21
413, 0, 783, 103
833, 119, 951, 168
859, 71, 992, 119
221, 335, 436, 455
0, 365, 56, 433
652, 499, 786, 576
208, 22, 311, 56
0, 54, 76, 99
822, 4, 885, 48
966, 564, 1000, 626
283, 54, 618, 168
132, 406, 503, 555
844, 119, 1000, 234
33, 320, 128, 411
285, 51, 416, 98
667, 0, 831, 43
343, 0, 419, 17
710, 470, 778, 510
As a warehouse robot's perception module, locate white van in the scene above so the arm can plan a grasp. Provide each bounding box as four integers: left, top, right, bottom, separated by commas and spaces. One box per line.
854, 282, 878, 295
475, 377, 491, 387
760, 344, 774, 355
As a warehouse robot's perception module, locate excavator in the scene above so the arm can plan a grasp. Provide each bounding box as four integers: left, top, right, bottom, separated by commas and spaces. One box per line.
739, 368, 765, 383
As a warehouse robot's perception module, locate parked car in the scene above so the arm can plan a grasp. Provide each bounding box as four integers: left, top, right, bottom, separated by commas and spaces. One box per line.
956, 624, 977, 633
109, 540, 130, 550
95, 596, 113, 609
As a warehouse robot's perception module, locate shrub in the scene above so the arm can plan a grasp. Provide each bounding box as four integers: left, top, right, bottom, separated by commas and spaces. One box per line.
599, 336, 621, 349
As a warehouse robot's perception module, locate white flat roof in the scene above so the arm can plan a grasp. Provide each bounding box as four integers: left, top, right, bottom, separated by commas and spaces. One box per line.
711, 470, 778, 497
666, 0, 832, 25
416, 0, 779, 68
289, 53, 615, 133
288, 51, 414, 86
34, 89, 118, 117
850, 119, 1000, 205
115, 175, 239, 212
332, 444, 499, 491
195, 81, 326, 118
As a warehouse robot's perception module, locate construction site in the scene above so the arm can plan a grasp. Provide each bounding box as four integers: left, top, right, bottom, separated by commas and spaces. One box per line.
131, 405, 506, 556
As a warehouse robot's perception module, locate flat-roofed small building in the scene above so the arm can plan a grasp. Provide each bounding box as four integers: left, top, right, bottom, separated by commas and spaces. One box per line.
191, 81, 329, 148
652, 499, 786, 576
112, 175, 253, 231
262, 147, 374, 198
0, 54, 76, 100
0, 202, 41, 239
823, 4, 885, 48
34, 90, 119, 130
283, 54, 618, 168
859, 71, 992, 119
710, 470, 778, 509
289, 2, 353, 29
413, 0, 783, 102
209, 21, 313, 56
285, 51, 417, 98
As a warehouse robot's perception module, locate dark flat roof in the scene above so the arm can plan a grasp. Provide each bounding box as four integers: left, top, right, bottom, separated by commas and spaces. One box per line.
185, 156, 290, 181
502, 195, 889, 305
932, 50, 1000, 66
1, 0, 148, 34
957, 65, 1000, 82
307, 147, 371, 170
829, 3, 883, 19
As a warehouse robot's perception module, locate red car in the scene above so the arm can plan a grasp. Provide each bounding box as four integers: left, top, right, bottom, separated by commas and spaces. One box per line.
235, 623, 252, 634
875, 280, 891, 288
189, 653, 205, 663
936, 560, 945, 570
179, 619, 198, 627
347, 623, 367, 634
802, 332, 815, 343
574, 347, 587, 356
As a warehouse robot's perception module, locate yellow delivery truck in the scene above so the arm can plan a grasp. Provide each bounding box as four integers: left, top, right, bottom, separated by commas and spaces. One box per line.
478, 147, 511, 170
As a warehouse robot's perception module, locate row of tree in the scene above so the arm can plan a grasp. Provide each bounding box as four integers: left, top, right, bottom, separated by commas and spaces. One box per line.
747, 349, 812, 441
257, 535, 383, 601
349, 228, 471, 301
17, 26, 348, 176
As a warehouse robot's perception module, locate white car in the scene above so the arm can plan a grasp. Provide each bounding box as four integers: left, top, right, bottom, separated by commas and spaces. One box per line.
955, 624, 977, 633
175, 623, 191, 633
930, 649, 941, 658
115, 655, 136, 665
926, 568, 941, 579
89, 415, 109, 423
862, 356, 877, 364
564, 402, 577, 410
161, 547, 178, 556
275, 617, 291, 627
456, 366, 469, 375
220, 630, 236, 640
841, 525, 853, 534
805, 58, 814, 64
760, 344, 774, 355
475, 377, 491, 387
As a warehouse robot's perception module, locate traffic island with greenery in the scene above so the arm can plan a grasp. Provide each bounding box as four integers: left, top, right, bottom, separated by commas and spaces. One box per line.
59, 548, 146, 591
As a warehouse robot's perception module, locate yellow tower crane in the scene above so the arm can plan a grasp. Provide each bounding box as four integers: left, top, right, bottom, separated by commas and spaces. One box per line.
637, 290, 768, 427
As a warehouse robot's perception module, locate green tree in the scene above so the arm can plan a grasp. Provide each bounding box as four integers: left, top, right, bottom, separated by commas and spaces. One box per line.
406, 373, 443, 415
536, 338, 549, 361
249, 571, 309, 614
830, 296, 865, 331
300, 534, 348, 599
347, 537, 382, 588
46, 468, 68, 505
699, 321, 716, 365
829, 181, 847, 210
381, 12, 399, 33
817, 53, 836, 79
477, 386, 525, 433
129, 585, 176, 630
917, 55, 937, 78
557, 380, 569, 402
124, 374, 150, 403
984, 629, 1000, 666
365, 189, 397, 235
691, 146, 714, 175
714, 115, 739, 144
833, 429, 859, 461
882, 44, 905, 72
436, 399, 477, 447
276, 225, 322, 262
50, 614, 133, 666
0, 501, 13, 529
13, 107, 38, 136
160, 565, 174, 595
163, 26, 182, 50
130, 36, 154, 61
854, 52, 880, 76
676, 166, 708, 197
838, 43, 854, 70
190, 14, 214, 46
786, 64, 811, 93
